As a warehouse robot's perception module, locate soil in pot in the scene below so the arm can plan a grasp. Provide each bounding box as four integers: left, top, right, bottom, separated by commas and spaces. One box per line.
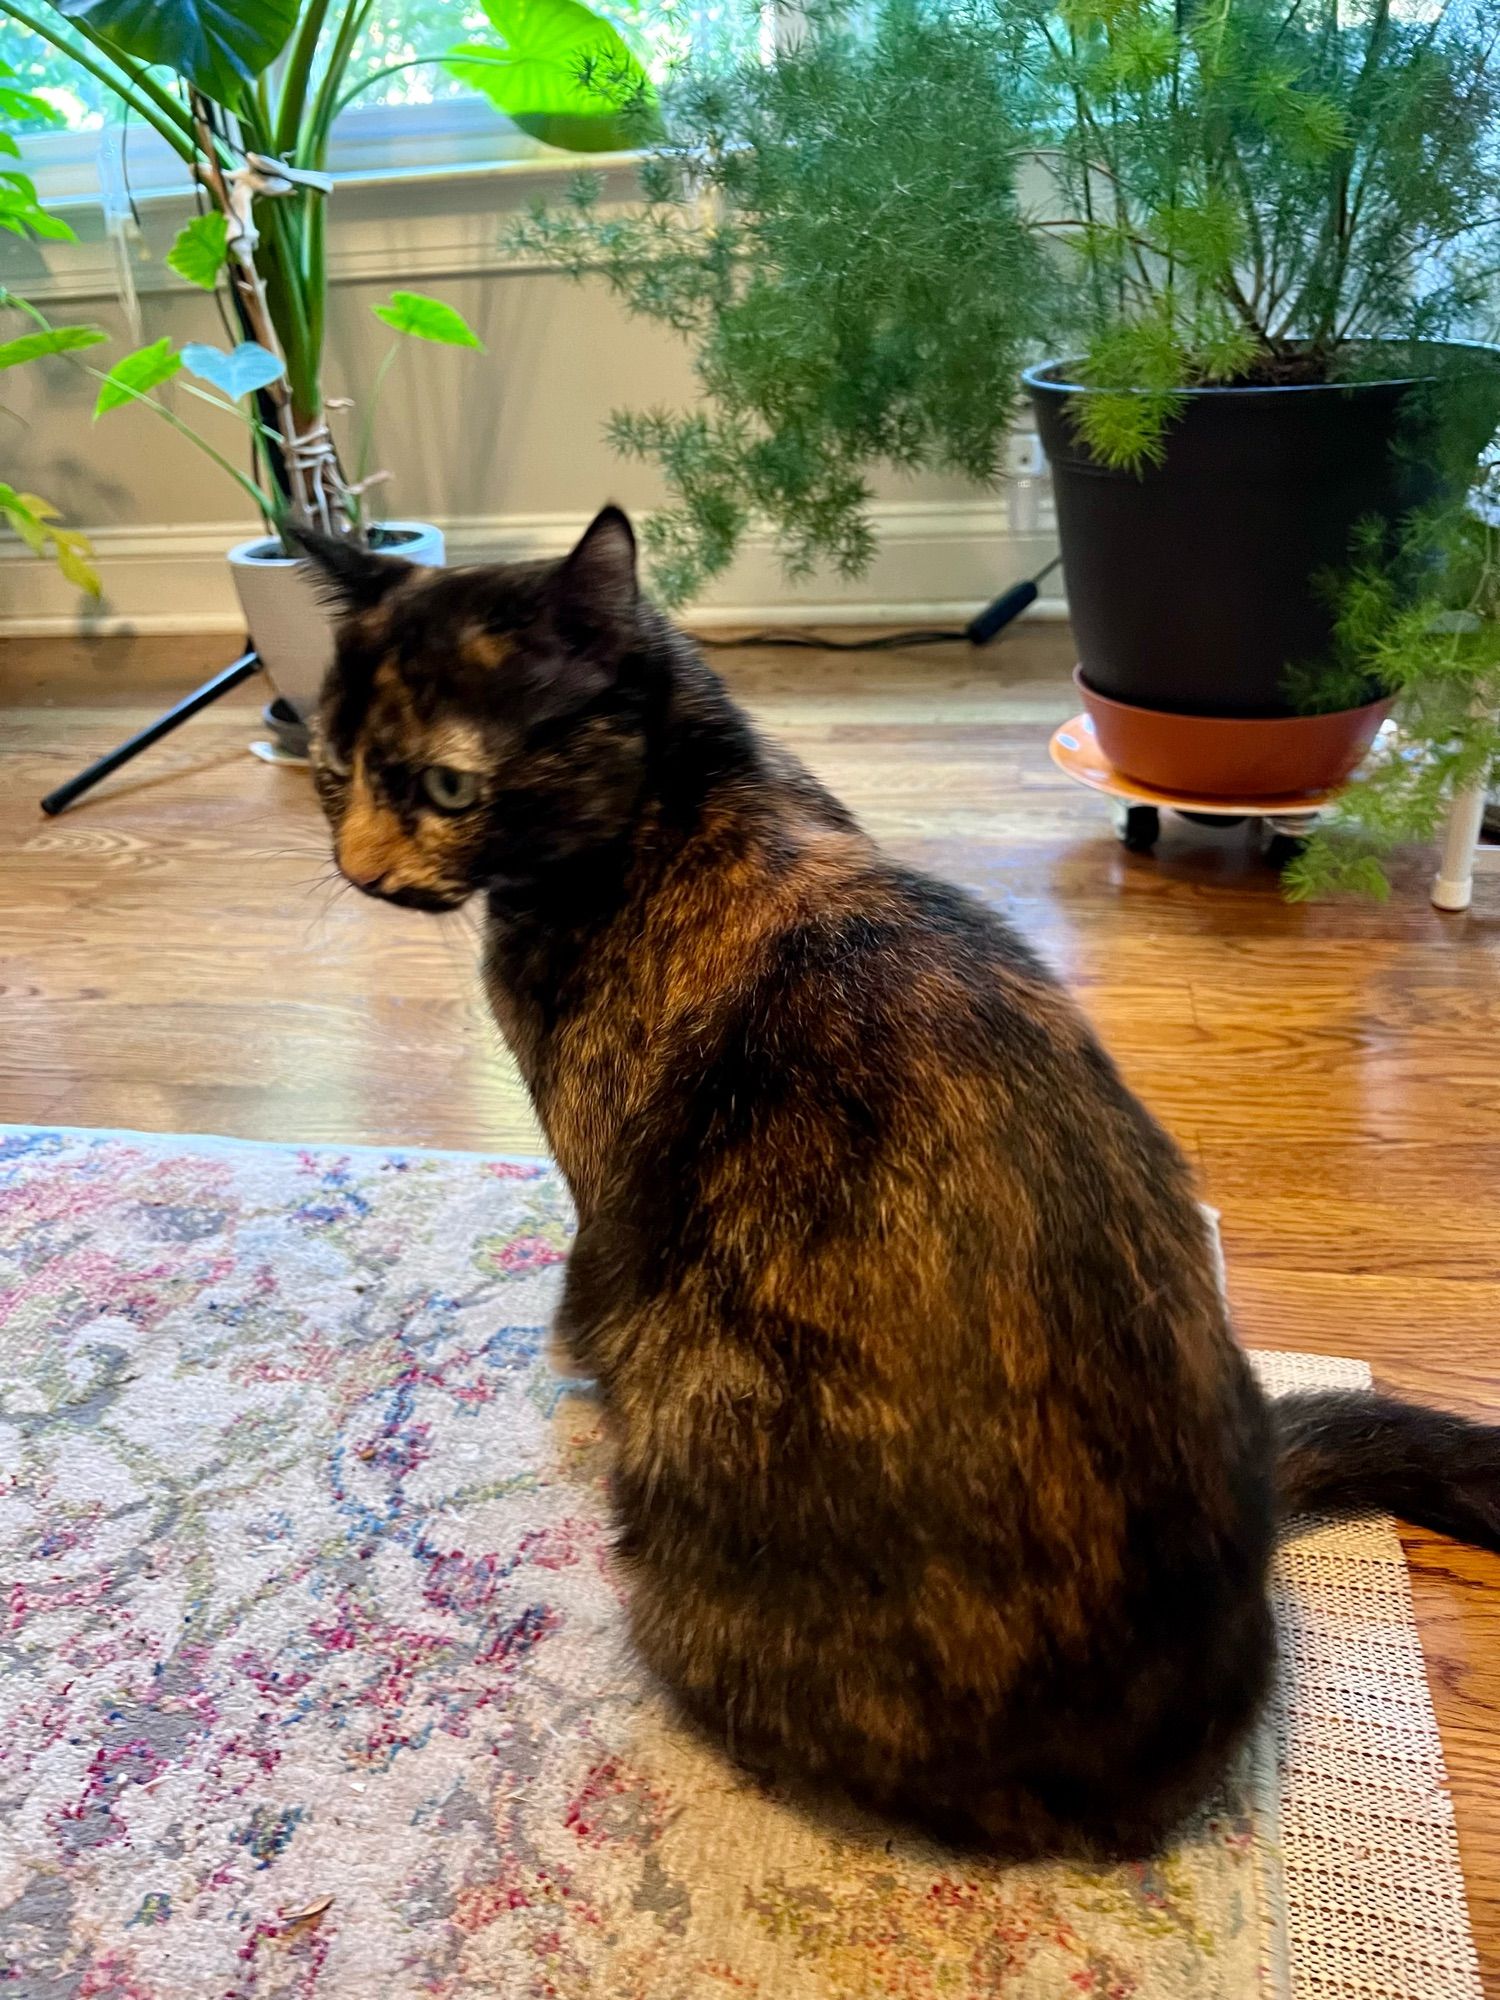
1075, 668, 1391, 799
1027, 352, 1500, 719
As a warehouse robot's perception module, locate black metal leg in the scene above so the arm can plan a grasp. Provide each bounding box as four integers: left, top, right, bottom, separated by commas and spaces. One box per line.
40, 650, 261, 817
1264, 831, 1310, 871
1118, 804, 1160, 852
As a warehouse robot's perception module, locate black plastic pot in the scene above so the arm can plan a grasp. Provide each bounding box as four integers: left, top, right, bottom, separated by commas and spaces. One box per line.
1025, 357, 1488, 718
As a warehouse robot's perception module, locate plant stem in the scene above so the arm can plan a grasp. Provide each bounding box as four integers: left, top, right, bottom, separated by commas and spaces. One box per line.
329, 50, 517, 122
303, 0, 379, 164
178, 378, 287, 449
276, 0, 334, 155
356, 338, 400, 492
90, 371, 279, 517
189, 93, 341, 526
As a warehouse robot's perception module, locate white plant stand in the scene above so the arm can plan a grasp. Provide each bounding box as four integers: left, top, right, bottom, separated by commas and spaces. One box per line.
1431, 766, 1500, 911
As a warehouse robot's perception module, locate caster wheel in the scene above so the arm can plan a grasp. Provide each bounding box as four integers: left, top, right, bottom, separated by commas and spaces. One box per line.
1118, 805, 1160, 853
1264, 832, 1307, 870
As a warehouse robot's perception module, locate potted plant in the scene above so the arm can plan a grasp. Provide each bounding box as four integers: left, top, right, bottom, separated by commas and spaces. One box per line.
4, 0, 654, 721
516, 0, 1500, 881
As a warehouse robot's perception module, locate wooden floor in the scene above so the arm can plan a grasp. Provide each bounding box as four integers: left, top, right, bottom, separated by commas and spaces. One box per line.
6, 625, 1500, 1983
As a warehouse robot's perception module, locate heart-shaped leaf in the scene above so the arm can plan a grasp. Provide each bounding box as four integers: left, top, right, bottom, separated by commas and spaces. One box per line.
0, 324, 108, 372
94, 337, 182, 416
179, 340, 286, 399
167, 212, 230, 290
54, 0, 300, 101
444, 0, 657, 153
371, 291, 485, 350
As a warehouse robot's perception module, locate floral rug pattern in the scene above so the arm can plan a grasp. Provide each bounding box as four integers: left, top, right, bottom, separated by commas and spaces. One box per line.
0, 1126, 1456, 1999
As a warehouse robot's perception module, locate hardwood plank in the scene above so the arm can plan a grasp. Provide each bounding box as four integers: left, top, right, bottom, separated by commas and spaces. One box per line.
3, 621, 1500, 1988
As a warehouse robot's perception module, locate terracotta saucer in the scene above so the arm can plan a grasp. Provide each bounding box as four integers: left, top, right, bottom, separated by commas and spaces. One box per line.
1048, 712, 1389, 816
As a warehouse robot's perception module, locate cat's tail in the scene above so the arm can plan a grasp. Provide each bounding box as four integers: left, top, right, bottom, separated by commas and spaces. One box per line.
1273, 1391, 1500, 1550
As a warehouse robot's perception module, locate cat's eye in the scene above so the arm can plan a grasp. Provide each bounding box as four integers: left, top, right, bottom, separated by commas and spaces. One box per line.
420, 764, 482, 813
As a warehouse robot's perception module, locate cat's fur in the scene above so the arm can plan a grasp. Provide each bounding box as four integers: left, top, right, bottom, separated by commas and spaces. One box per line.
297, 507, 1500, 1857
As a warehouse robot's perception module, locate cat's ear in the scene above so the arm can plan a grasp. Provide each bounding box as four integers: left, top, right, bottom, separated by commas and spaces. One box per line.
548, 506, 639, 662
288, 524, 415, 616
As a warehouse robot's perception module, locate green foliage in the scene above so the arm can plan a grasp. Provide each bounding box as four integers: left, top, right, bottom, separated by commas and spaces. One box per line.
516, 0, 1500, 602
0, 321, 105, 368
0, 483, 99, 590
1, 0, 655, 522
514, 0, 1058, 602
93, 336, 182, 414
0, 93, 99, 594
166, 212, 231, 290
0, 78, 62, 125
371, 290, 485, 347
446, 0, 657, 152
1283, 482, 1500, 897
0, 62, 74, 240
1031, 0, 1500, 463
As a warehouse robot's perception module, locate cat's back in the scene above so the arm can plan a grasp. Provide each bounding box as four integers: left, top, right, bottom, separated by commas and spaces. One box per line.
583, 805, 1263, 1526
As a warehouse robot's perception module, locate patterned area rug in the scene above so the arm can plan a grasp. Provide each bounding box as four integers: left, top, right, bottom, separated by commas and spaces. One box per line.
0, 1127, 1482, 2000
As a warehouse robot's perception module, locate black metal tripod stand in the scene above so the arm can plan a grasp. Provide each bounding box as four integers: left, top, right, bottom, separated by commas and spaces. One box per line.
39, 649, 262, 817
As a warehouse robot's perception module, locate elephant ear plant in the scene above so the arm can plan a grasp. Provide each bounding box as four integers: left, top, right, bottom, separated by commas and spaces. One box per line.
516, 0, 1500, 894
3, 0, 655, 539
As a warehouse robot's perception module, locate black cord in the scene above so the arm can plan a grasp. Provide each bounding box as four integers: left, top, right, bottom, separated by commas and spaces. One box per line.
697, 554, 1063, 653
699, 625, 967, 652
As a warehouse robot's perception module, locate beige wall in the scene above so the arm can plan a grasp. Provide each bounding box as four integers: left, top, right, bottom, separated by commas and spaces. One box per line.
2, 270, 690, 530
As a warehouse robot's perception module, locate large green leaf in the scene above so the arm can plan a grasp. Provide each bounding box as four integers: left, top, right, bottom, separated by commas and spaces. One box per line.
445, 0, 656, 153
55, 0, 300, 101
94, 337, 181, 416
166, 212, 230, 290
0, 325, 108, 372
371, 291, 485, 349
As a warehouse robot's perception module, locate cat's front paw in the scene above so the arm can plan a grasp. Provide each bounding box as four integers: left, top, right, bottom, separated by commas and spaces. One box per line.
546, 1320, 590, 1378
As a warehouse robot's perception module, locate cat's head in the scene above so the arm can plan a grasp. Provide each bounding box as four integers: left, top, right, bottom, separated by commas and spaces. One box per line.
294, 507, 650, 910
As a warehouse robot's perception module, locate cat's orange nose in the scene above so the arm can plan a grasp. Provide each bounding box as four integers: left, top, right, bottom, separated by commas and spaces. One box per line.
339, 857, 387, 893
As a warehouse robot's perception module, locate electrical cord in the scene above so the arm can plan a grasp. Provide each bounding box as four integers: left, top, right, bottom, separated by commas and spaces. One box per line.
701, 625, 969, 653
698, 554, 1063, 652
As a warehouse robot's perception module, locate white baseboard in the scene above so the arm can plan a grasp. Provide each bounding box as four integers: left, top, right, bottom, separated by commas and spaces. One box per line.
0, 498, 1062, 637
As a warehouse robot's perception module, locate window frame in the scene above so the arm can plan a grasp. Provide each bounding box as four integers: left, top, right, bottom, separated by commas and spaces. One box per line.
14, 97, 555, 212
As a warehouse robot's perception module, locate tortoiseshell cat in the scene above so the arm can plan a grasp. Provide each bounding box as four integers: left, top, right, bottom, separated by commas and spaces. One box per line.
297, 509, 1500, 1857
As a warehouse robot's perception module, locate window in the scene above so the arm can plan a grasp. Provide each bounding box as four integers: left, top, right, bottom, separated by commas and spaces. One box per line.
1, 0, 705, 207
